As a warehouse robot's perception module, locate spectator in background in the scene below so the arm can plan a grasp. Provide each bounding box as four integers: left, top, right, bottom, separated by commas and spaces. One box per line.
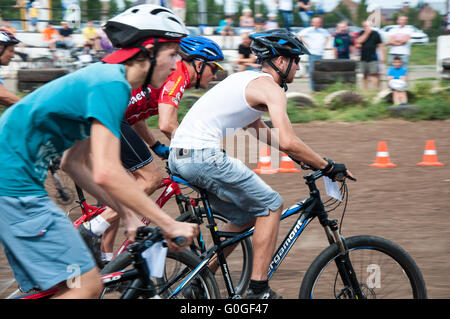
82, 21, 101, 51
233, 32, 260, 72
0, 29, 21, 107
297, 17, 330, 91
254, 13, 265, 32
171, 0, 186, 23
56, 21, 74, 49
333, 21, 354, 59
387, 15, 413, 69
277, 0, 293, 31
0, 20, 16, 34
218, 15, 235, 49
41, 22, 58, 50
28, 1, 39, 32
387, 56, 408, 105
96, 26, 114, 54
297, 0, 312, 27
264, 13, 279, 30
239, 8, 255, 34
356, 20, 385, 91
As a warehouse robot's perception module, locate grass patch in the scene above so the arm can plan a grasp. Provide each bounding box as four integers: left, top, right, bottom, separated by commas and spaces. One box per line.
409, 42, 437, 66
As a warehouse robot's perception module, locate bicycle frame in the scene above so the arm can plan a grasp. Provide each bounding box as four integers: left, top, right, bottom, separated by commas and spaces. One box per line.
172, 170, 362, 298
14, 228, 192, 300
71, 176, 189, 258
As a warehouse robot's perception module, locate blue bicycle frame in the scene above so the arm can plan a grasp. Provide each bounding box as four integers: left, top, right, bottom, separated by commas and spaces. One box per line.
170, 172, 326, 296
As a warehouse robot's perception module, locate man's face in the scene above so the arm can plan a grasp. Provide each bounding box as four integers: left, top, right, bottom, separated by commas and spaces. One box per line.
0, 46, 15, 66
393, 59, 402, 68
197, 61, 219, 89
284, 56, 300, 84
311, 18, 322, 28
241, 34, 251, 46
337, 23, 348, 33
398, 16, 408, 26
150, 45, 179, 88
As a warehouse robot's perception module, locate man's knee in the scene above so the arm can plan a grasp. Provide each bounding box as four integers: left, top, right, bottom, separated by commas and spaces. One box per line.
133, 163, 163, 195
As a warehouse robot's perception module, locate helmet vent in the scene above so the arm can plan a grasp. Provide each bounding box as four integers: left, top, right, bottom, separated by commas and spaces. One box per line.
151, 8, 171, 15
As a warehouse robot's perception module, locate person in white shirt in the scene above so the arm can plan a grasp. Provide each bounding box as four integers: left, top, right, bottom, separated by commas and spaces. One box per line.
387, 15, 413, 69
277, 0, 294, 31
297, 17, 331, 91
168, 29, 354, 299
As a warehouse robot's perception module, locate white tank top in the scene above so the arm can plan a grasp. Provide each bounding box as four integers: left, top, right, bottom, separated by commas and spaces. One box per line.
170, 71, 272, 149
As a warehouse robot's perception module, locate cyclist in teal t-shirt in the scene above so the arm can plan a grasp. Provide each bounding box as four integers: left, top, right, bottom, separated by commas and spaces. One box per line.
0, 5, 198, 299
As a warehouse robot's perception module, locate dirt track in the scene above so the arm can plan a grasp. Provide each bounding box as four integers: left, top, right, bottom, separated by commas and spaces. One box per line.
1, 119, 449, 299
156, 119, 450, 299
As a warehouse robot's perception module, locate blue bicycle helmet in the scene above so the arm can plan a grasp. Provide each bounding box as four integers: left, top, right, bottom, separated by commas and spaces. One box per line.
179, 35, 224, 88
180, 35, 224, 62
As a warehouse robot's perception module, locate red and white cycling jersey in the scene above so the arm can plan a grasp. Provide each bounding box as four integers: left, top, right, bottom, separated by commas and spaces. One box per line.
125, 60, 191, 125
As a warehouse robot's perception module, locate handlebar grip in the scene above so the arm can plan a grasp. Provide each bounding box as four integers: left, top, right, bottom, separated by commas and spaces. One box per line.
172, 236, 187, 247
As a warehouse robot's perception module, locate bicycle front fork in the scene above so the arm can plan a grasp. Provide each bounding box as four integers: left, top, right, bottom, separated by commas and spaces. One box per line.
322, 219, 365, 299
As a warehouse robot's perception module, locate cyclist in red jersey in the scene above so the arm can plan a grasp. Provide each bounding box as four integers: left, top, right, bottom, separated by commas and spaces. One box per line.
78, 36, 225, 265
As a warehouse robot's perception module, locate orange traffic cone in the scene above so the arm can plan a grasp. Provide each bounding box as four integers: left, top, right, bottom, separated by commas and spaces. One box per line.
370, 141, 397, 168
417, 140, 444, 166
253, 146, 278, 174
277, 153, 300, 173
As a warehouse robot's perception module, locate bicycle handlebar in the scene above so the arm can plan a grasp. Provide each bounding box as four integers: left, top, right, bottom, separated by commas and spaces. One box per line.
134, 226, 187, 247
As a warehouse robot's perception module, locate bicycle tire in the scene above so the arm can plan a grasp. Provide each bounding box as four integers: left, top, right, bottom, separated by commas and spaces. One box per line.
299, 235, 427, 299
100, 250, 220, 299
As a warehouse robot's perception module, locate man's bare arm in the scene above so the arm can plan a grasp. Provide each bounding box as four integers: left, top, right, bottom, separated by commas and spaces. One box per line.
0, 84, 20, 107
158, 103, 179, 140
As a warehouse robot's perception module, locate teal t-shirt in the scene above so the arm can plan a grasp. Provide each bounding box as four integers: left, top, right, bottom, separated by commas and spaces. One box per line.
0, 62, 131, 196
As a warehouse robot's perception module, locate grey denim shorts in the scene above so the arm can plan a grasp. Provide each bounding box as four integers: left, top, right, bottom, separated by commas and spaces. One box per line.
168, 148, 284, 226
0, 195, 96, 292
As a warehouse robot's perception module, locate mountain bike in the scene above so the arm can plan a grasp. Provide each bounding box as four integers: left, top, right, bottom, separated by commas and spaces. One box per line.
104, 166, 427, 299
11, 227, 220, 299
1, 170, 225, 299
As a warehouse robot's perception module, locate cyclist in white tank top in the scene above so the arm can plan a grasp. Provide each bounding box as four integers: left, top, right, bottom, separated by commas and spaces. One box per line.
170, 70, 272, 150
169, 29, 354, 299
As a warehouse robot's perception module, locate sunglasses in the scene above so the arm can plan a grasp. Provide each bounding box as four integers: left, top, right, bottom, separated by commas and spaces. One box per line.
293, 56, 301, 64
207, 63, 219, 75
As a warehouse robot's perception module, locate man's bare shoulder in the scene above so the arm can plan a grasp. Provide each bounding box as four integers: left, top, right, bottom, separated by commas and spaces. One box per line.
246, 74, 286, 109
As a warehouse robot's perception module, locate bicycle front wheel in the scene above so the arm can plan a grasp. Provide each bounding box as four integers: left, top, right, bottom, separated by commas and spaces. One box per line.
299, 235, 427, 299
101, 250, 220, 299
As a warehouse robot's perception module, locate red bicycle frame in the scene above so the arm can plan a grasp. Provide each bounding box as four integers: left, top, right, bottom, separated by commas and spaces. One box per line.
72, 176, 184, 258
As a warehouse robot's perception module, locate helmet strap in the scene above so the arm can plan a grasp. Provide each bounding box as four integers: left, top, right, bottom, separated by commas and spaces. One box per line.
0, 45, 7, 58
191, 60, 206, 89
267, 56, 293, 92
140, 39, 158, 103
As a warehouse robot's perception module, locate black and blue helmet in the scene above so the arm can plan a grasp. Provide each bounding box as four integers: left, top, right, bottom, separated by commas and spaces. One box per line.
180, 35, 224, 67
250, 28, 310, 61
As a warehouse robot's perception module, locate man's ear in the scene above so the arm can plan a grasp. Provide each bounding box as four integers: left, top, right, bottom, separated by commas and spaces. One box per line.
194, 60, 204, 72
143, 43, 154, 54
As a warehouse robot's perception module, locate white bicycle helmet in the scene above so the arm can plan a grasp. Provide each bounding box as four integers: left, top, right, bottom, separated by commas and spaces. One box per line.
103, 4, 187, 49
102, 5, 187, 99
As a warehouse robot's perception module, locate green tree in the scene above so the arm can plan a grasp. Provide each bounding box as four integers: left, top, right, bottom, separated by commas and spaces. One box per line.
0, 0, 21, 20
356, 0, 368, 25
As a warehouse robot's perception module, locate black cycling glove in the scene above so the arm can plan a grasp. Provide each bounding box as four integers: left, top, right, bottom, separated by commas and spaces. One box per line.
321, 158, 348, 181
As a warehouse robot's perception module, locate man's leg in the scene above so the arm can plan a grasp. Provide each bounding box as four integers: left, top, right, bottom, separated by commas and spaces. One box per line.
100, 160, 162, 255
250, 207, 282, 280
208, 219, 255, 274
51, 268, 103, 299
